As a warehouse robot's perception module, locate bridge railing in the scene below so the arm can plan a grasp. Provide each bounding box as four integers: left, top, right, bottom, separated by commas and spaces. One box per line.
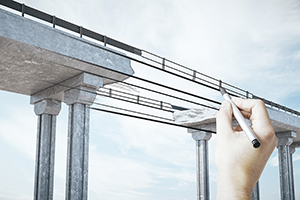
0, 0, 299, 117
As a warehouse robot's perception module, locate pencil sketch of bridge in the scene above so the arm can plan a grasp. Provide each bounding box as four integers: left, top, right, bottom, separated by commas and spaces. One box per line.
0, 1, 299, 200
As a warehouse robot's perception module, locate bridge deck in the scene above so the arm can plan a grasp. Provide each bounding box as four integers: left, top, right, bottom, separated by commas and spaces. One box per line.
0, 8, 133, 97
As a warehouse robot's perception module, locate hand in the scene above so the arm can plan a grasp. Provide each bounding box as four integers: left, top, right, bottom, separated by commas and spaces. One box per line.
214, 97, 277, 200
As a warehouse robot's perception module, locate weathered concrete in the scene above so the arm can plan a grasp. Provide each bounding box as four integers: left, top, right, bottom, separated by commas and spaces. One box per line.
173, 108, 213, 200
289, 146, 296, 200
276, 131, 296, 200
191, 131, 211, 200
173, 107, 300, 144
31, 73, 103, 104
0, 7, 135, 200
34, 99, 61, 200
34, 99, 61, 116
65, 103, 89, 200
252, 181, 260, 200
289, 141, 300, 200
63, 73, 102, 200
0, 8, 133, 96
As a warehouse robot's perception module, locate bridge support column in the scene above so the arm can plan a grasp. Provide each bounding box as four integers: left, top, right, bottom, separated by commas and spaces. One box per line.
64, 74, 102, 200
190, 130, 212, 200
252, 181, 260, 200
33, 99, 61, 200
276, 131, 296, 200
288, 146, 295, 200
289, 141, 300, 200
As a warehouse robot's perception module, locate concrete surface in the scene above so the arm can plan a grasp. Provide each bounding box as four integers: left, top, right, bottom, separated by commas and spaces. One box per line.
30, 73, 103, 104
33, 99, 61, 200
66, 103, 89, 200
0, 8, 133, 97
173, 106, 300, 144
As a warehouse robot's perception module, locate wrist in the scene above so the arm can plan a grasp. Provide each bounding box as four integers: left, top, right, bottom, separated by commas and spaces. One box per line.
216, 169, 255, 200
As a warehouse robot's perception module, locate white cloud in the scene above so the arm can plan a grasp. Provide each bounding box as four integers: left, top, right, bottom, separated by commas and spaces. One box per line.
88, 150, 194, 200
0, 104, 36, 160
294, 153, 300, 161
0, 194, 32, 200
269, 155, 279, 167
1, 0, 300, 200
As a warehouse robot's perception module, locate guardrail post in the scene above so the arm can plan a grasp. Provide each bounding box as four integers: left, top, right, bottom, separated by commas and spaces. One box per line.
21, 3, 25, 17
276, 131, 296, 200
189, 130, 212, 200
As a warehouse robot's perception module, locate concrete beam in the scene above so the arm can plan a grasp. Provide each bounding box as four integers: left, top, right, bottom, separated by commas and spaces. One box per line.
173, 107, 300, 146
0, 8, 133, 96
30, 73, 103, 104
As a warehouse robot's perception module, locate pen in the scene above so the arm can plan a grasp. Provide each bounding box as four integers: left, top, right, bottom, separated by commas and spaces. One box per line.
220, 87, 261, 148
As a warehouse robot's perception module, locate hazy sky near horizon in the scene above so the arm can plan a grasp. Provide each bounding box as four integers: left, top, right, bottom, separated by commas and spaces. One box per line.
1, 0, 300, 199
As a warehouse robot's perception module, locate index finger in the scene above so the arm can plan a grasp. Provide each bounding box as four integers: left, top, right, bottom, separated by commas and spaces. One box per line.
216, 100, 234, 136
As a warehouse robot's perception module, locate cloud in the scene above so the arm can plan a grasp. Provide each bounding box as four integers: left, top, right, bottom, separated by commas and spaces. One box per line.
294, 153, 300, 162
0, 194, 32, 200
269, 155, 279, 167
88, 150, 197, 200
0, 103, 36, 160
2, 0, 300, 200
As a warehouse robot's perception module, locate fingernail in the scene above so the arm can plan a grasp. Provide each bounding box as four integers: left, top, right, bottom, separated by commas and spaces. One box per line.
232, 97, 243, 105
221, 101, 229, 107
232, 97, 242, 102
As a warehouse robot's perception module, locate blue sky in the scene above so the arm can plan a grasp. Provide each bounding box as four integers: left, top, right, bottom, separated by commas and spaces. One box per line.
1, 0, 300, 199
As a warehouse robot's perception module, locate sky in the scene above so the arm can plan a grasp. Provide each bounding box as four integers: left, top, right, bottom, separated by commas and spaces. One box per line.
1, 0, 300, 199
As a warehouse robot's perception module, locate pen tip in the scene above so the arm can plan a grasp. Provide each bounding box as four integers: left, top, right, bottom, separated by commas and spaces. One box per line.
220, 87, 226, 96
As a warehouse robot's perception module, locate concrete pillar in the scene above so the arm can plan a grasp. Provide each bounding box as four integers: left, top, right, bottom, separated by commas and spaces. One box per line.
33, 99, 61, 200
276, 131, 296, 200
252, 181, 260, 200
288, 141, 300, 200
64, 74, 102, 200
190, 130, 212, 200
289, 146, 295, 200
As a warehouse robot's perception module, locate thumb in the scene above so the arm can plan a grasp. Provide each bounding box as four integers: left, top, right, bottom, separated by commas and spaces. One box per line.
216, 100, 233, 135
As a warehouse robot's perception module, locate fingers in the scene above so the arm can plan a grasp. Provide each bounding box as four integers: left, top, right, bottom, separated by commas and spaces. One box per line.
232, 97, 270, 124
231, 97, 274, 138
216, 101, 234, 135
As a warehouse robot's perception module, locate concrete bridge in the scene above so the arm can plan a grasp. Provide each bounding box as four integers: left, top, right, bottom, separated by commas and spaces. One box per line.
1, 1, 300, 200
0, 6, 133, 200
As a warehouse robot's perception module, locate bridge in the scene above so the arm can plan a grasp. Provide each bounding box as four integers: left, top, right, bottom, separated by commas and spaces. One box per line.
0, 0, 300, 199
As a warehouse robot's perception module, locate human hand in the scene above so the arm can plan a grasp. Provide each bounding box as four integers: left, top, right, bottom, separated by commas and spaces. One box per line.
214, 97, 277, 200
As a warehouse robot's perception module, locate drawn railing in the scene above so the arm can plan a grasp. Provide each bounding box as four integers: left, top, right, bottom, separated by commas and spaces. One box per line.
0, 0, 299, 117
0, 1, 299, 200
